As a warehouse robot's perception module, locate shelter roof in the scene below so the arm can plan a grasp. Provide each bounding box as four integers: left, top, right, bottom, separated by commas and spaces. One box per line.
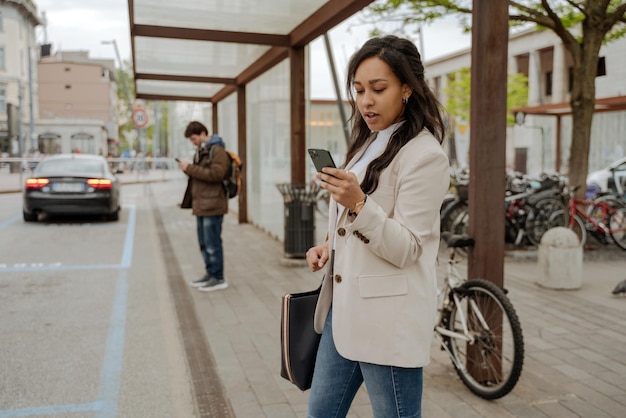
127, 0, 374, 103
512, 95, 626, 117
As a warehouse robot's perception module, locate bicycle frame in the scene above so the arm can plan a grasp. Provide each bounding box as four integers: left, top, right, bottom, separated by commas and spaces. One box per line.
568, 197, 616, 235
435, 248, 486, 351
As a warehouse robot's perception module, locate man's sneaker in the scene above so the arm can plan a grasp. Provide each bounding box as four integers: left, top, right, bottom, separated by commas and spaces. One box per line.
197, 278, 228, 292
190, 275, 210, 287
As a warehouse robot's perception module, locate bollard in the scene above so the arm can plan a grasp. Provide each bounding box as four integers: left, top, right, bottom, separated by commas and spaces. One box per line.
537, 227, 582, 289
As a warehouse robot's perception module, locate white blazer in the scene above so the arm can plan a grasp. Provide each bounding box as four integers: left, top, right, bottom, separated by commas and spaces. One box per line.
314, 129, 450, 368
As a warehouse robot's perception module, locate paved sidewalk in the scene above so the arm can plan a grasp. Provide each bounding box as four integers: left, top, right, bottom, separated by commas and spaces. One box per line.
4, 172, 625, 417
149, 179, 626, 418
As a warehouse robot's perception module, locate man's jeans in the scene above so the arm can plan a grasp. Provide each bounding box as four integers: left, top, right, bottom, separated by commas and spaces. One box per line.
196, 215, 224, 280
307, 309, 423, 418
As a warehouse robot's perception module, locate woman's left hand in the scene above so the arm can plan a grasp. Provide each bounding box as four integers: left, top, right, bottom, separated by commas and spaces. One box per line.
317, 167, 365, 211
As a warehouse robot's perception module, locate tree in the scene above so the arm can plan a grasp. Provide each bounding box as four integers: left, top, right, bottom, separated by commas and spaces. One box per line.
444, 67, 528, 169
445, 67, 528, 126
114, 63, 169, 156
367, 0, 626, 197
115, 63, 136, 153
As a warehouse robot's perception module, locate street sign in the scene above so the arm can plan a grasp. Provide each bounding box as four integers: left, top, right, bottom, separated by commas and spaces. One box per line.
132, 108, 148, 128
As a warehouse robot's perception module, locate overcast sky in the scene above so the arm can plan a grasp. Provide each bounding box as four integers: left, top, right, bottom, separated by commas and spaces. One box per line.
34, 0, 471, 99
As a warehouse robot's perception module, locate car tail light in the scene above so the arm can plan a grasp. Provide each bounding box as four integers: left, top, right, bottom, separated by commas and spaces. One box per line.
87, 178, 113, 189
25, 178, 50, 189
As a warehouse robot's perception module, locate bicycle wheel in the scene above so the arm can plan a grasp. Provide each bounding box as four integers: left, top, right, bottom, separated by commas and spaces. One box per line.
609, 208, 626, 251
441, 200, 468, 233
525, 198, 567, 246
550, 209, 587, 247
587, 195, 626, 227
442, 279, 524, 399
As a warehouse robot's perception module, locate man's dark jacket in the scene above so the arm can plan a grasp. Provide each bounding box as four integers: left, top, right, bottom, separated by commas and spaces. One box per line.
182, 142, 229, 216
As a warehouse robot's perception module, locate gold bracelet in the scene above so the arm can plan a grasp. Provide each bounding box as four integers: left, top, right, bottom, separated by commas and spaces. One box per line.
353, 195, 367, 213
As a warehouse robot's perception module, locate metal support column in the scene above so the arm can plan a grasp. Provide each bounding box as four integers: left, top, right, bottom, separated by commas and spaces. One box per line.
289, 46, 306, 185
212, 102, 219, 135
237, 85, 248, 224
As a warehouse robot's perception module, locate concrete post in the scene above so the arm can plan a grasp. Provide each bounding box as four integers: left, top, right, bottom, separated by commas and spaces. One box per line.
537, 227, 583, 290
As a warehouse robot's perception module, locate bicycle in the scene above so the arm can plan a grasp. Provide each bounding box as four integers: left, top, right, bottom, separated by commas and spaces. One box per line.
551, 185, 626, 250
435, 232, 525, 399
447, 187, 565, 248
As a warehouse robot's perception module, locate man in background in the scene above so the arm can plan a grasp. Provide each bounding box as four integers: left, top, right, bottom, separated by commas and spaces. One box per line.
178, 121, 229, 292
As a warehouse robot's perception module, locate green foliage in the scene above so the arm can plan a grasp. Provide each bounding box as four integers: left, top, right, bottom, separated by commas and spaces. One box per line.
113, 63, 169, 155
115, 64, 135, 152
363, 0, 472, 34
444, 68, 470, 123
444, 67, 528, 126
367, 0, 626, 194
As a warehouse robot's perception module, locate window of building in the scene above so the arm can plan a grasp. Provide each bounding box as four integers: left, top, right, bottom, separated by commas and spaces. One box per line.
568, 67, 573, 92
38, 133, 62, 154
545, 71, 553, 96
0, 84, 6, 110
71, 133, 95, 154
0, 12, 4, 32
0, 46, 5, 70
597, 56, 606, 77
567, 57, 606, 92
514, 147, 528, 174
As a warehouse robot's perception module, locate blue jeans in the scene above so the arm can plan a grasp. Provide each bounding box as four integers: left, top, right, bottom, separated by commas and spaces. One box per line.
307, 310, 423, 418
196, 215, 224, 280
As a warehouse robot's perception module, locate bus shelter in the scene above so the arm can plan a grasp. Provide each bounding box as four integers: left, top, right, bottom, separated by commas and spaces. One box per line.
127, 0, 509, 288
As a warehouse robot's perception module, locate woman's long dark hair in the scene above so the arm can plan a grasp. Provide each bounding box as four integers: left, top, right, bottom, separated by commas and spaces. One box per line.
345, 35, 445, 194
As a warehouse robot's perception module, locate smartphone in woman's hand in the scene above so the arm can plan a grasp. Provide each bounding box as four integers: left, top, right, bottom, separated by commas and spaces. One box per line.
308, 148, 336, 173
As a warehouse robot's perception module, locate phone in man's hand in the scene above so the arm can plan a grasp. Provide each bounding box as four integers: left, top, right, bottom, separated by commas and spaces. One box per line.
308, 148, 336, 173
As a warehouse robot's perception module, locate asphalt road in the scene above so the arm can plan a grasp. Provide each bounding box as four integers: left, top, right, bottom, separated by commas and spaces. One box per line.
0, 183, 196, 418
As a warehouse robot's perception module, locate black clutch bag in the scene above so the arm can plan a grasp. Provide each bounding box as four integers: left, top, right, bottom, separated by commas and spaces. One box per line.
280, 286, 322, 391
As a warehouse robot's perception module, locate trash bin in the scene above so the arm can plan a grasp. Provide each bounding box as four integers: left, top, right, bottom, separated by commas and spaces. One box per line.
276, 183, 320, 258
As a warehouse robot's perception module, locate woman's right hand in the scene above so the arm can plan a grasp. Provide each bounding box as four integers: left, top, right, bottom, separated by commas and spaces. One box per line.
306, 243, 329, 272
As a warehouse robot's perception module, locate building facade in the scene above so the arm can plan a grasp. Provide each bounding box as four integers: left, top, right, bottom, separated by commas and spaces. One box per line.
37, 50, 118, 155
0, 0, 41, 157
424, 27, 626, 176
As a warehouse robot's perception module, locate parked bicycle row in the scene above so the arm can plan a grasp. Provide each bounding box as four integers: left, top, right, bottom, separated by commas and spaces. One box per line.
441, 172, 626, 251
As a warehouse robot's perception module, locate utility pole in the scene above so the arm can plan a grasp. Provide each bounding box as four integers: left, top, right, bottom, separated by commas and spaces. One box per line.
153, 100, 160, 157
323, 33, 350, 146
28, 29, 36, 151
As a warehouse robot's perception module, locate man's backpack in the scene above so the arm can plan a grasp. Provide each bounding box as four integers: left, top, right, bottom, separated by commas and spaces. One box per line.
223, 150, 242, 199
207, 144, 242, 199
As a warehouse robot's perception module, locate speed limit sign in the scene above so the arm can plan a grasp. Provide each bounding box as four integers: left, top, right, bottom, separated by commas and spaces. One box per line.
132, 108, 148, 128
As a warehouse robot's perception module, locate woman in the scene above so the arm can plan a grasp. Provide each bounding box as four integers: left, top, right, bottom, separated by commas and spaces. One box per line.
305, 35, 450, 417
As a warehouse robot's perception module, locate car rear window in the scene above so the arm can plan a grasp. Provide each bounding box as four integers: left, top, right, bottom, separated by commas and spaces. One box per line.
37, 159, 105, 175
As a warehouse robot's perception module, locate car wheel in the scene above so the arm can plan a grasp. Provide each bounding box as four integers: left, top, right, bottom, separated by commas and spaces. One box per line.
23, 210, 37, 222
108, 209, 120, 222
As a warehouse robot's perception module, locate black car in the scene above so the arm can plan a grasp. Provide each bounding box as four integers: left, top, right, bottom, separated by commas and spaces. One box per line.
23, 154, 121, 222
